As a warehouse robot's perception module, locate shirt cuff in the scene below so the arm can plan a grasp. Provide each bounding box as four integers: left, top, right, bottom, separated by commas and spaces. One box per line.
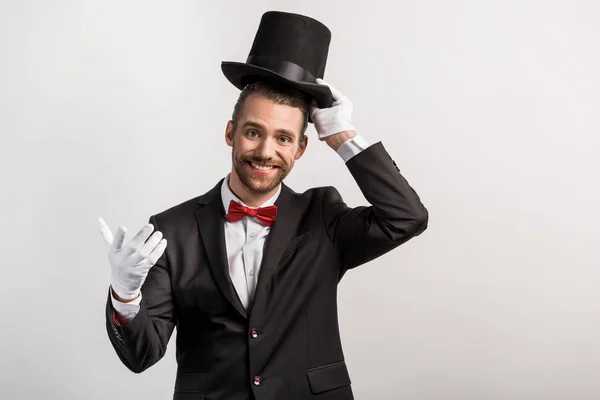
110, 288, 142, 324
336, 134, 371, 163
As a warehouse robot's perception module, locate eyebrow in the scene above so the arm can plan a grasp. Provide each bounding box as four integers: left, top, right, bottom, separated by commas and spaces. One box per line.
241, 121, 298, 139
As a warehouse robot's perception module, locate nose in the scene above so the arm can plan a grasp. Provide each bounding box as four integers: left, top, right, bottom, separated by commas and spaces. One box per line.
255, 136, 276, 160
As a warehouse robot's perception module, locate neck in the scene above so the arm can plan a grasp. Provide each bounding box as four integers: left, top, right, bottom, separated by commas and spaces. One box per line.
228, 171, 279, 207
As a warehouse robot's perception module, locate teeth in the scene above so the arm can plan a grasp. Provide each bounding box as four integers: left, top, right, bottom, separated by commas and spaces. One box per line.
251, 163, 274, 171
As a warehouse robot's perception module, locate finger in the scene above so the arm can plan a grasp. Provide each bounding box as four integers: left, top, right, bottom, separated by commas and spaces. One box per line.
112, 225, 127, 251
97, 217, 113, 248
147, 238, 167, 266
138, 230, 164, 258
127, 223, 154, 252
316, 78, 346, 102
310, 104, 321, 119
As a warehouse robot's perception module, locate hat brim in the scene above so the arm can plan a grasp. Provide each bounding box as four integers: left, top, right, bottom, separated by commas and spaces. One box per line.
221, 61, 333, 110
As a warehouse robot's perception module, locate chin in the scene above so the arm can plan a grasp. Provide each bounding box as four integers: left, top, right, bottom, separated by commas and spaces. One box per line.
245, 177, 280, 193
233, 159, 290, 194
249, 185, 276, 194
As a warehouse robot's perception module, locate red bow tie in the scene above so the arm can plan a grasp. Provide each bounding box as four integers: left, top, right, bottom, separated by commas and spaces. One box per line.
227, 200, 277, 226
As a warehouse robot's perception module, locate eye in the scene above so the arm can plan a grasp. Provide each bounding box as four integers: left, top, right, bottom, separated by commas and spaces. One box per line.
279, 136, 292, 143
247, 129, 259, 137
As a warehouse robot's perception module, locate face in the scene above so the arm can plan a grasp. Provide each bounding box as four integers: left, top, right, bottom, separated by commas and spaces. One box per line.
225, 93, 308, 194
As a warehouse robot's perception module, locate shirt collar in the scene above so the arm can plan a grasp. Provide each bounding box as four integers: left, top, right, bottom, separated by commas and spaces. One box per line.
221, 173, 281, 214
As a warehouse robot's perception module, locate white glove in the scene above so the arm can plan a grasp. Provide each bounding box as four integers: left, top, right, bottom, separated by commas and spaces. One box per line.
310, 78, 356, 140
98, 217, 167, 300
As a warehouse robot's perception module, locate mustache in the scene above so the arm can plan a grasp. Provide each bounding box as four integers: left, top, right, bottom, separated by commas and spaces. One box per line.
241, 155, 283, 167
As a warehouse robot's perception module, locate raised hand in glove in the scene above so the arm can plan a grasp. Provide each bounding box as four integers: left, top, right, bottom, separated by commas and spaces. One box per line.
98, 217, 167, 301
310, 78, 356, 140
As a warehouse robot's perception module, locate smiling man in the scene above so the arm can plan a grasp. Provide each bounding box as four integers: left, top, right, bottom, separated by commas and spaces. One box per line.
99, 11, 428, 400
226, 83, 308, 205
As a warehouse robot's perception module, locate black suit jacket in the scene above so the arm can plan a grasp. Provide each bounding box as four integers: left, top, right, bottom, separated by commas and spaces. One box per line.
106, 142, 428, 400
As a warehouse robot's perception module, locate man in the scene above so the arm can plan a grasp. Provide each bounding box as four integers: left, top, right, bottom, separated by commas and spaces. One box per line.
99, 11, 428, 400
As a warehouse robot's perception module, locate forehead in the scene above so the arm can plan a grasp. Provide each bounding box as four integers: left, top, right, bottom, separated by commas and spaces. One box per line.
238, 93, 304, 136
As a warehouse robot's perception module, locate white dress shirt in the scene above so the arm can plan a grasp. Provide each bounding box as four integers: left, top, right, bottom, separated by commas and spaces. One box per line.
221, 176, 279, 309
111, 134, 370, 322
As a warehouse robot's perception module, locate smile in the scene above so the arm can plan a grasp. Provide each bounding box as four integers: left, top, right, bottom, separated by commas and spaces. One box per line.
251, 162, 275, 171
250, 162, 277, 171
247, 161, 279, 174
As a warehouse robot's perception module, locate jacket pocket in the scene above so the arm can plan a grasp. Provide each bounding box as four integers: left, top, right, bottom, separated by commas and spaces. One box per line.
306, 360, 351, 394
174, 370, 205, 394
173, 393, 204, 400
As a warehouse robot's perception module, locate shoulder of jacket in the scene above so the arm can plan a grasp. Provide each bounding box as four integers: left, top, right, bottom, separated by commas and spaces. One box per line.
152, 195, 203, 226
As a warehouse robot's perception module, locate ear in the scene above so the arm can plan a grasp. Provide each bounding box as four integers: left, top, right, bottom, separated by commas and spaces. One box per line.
295, 135, 308, 160
225, 121, 234, 147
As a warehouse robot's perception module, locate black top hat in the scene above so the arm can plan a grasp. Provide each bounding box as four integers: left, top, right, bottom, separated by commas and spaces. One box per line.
221, 11, 333, 109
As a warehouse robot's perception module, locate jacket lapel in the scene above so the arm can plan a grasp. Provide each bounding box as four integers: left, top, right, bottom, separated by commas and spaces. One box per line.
195, 179, 247, 319
251, 182, 309, 311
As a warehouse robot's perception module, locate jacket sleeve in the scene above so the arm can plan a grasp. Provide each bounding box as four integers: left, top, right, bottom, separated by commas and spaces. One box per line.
105, 214, 177, 373
322, 141, 428, 273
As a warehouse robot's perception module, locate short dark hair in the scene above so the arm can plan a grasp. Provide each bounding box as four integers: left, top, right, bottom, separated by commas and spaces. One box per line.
231, 79, 310, 139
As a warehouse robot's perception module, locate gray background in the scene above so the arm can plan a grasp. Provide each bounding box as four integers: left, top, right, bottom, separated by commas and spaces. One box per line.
1, 0, 599, 399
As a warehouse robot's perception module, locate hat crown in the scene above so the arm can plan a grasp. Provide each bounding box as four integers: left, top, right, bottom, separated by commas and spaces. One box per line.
220, 11, 334, 111
247, 11, 331, 79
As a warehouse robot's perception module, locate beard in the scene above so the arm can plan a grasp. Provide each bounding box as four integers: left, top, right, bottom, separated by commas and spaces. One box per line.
232, 150, 292, 194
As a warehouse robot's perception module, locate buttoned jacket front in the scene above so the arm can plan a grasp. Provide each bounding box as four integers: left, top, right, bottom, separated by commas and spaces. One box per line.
105, 142, 428, 400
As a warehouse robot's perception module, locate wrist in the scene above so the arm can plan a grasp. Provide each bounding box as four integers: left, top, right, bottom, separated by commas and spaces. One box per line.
111, 286, 140, 303
324, 130, 357, 151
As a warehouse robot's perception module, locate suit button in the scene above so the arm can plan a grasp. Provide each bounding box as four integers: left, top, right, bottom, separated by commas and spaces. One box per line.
253, 376, 262, 386
250, 329, 259, 338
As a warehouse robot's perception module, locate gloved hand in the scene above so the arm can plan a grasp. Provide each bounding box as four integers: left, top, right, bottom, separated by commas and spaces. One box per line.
310, 78, 356, 140
98, 217, 167, 300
